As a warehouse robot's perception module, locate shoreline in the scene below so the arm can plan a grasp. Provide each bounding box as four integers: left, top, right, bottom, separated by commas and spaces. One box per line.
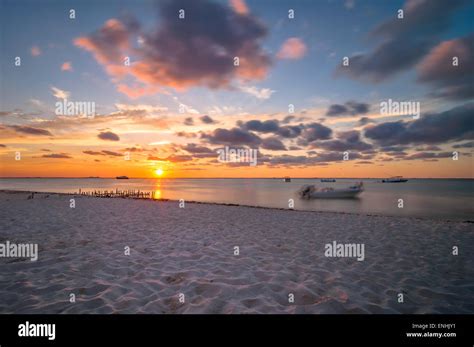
1, 189, 472, 223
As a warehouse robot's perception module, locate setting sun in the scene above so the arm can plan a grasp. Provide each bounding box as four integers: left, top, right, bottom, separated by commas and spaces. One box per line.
155, 168, 164, 177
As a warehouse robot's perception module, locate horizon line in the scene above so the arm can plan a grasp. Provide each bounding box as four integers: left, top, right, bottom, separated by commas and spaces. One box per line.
1, 176, 473, 180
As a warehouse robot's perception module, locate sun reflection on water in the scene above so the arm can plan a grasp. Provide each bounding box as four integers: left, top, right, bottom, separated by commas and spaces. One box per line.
152, 189, 162, 199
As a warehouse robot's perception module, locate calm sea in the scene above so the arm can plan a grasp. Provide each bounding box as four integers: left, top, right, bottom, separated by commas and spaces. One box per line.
0, 178, 473, 220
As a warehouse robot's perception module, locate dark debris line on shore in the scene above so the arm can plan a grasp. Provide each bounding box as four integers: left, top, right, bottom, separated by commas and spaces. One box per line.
77, 189, 152, 199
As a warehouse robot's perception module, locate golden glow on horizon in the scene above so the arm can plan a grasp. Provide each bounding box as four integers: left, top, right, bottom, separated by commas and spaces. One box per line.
0, 151, 472, 179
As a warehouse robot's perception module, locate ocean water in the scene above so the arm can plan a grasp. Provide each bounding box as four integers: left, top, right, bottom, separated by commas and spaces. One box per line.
0, 178, 473, 220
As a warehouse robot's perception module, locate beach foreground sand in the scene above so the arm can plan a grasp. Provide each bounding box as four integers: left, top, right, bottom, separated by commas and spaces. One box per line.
0, 191, 472, 314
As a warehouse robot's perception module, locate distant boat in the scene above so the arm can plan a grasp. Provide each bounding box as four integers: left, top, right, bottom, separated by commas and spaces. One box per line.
116, 176, 129, 179
382, 176, 408, 183
283, 177, 291, 182
321, 178, 336, 182
298, 182, 364, 199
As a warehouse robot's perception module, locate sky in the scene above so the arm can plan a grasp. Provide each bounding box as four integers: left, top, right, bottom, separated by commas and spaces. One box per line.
0, 0, 473, 178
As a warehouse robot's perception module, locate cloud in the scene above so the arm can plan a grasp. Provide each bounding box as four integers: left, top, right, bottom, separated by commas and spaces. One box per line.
42, 153, 72, 159
312, 130, 373, 151
61, 62, 73, 71
281, 115, 296, 124
358, 116, 376, 126
239, 85, 275, 99
116, 84, 160, 99
326, 101, 370, 117
417, 34, 474, 100
338, 130, 372, 152
98, 131, 120, 141
453, 141, 474, 148
261, 136, 286, 151
229, 0, 249, 15
268, 154, 308, 166
7, 125, 52, 136
174, 99, 200, 115
31, 45, 41, 56
124, 147, 145, 152
101, 150, 122, 156
29, 99, 46, 109
200, 115, 216, 124
364, 103, 474, 146
83, 150, 122, 157
75, 0, 271, 98
277, 38, 307, 60
167, 155, 194, 163
182, 143, 215, 154
115, 103, 168, 113
74, 19, 130, 65
239, 119, 280, 133
277, 125, 303, 138
83, 150, 104, 156
202, 127, 262, 145
311, 140, 372, 152
184, 117, 194, 126
300, 122, 333, 142
51, 86, 70, 99
336, 0, 469, 82
238, 119, 328, 142
416, 145, 442, 151
267, 151, 362, 167
403, 151, 453, 161
176, 131, 198, 138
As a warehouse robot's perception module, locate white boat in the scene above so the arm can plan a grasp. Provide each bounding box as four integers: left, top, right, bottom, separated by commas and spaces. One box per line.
298, 182, 364, 199
382, 176, 408, 183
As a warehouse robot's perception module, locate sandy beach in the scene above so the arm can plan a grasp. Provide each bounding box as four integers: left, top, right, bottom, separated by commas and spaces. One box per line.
0, 190, 472, 314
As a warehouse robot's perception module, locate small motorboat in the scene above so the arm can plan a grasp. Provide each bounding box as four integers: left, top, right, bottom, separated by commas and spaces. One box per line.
283, 177, 291, 182
298, 182, 364, 199
382, 176, 408, 183
321, 178, 336, 182
116, 176, 129, 179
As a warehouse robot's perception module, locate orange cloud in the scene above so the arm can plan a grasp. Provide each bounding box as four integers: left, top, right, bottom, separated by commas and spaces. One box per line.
31, 45, 41, 56
418, 38, 470, 80
230, 0, 249, 15
417, 35, 474, 100
61, 62, 73, 71
74, 19, 129, 65
277, 38, 307, 60
116, 83, 161, 100
74, 0, 271, 99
